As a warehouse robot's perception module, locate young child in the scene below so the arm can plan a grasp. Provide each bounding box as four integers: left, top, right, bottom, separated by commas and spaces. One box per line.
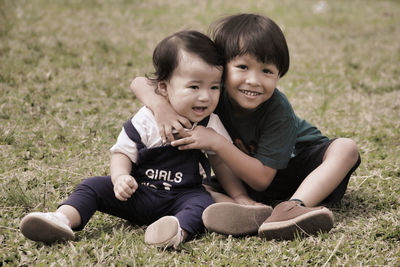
19, 30, 260, 248
130, 14, 361, 240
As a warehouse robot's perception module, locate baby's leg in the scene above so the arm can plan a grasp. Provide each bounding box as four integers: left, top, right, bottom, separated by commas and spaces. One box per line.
144, 216, 186, 249
144, 187, 214, 249
20, 176, 134, 243
56, 204, 81, 228
173, 188, 215, 236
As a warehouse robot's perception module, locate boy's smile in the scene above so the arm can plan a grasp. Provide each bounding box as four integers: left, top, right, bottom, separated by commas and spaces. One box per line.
239, 89, 262, 97
224, 53, 280, 115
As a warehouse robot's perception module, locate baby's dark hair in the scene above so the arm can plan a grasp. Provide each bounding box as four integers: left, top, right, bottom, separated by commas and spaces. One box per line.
148, 30, 224, 87
209, 13, 290, 77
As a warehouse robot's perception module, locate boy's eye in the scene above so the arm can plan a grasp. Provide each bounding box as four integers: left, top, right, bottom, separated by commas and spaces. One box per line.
237, 64, 247, 70
263, 69, 273, 74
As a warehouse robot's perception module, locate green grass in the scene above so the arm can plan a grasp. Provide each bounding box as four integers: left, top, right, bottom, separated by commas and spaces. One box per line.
1, 0, 399, 265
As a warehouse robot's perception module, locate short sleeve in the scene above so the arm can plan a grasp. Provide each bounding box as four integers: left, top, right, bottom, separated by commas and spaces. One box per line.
256, 115, 297, 170
110, 128, 139, 163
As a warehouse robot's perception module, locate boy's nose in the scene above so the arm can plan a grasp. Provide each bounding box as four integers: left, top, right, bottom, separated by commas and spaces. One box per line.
245, 72, 261, 86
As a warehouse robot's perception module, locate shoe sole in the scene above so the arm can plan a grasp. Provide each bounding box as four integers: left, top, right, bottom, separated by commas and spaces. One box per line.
144, 216, 179, 247
258, 207, 334, 240
202, 202, 273, 236
19, 214, 74, 243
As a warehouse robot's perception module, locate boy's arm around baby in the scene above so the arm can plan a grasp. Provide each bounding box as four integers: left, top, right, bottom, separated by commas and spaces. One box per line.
130, 77, 191, 143
172, 126, 277, 191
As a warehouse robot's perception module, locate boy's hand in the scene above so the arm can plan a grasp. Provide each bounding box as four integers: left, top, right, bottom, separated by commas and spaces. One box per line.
113, 174, 138, 201
171, 126, 219, 151
153, 103, 192, 144
130, 77, 192, 143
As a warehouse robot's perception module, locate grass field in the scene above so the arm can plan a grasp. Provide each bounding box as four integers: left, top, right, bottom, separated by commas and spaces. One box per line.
1, 0, 399, 265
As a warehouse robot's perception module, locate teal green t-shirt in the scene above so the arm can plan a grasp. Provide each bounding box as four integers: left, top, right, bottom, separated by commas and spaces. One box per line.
215, 88, 328, 170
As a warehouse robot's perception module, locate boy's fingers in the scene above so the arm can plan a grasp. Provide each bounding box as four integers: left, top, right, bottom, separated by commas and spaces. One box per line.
170, 138, 186, 147
164, 125, 175, 142
176, 128, 190, 138
158, 125, 167, 144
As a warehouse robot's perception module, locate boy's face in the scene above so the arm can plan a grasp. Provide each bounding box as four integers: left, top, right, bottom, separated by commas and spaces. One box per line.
224, 53, 280, 115
159, 51, 222, 123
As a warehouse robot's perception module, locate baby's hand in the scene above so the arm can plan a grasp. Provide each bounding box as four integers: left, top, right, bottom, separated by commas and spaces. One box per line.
113, 175, 138, 201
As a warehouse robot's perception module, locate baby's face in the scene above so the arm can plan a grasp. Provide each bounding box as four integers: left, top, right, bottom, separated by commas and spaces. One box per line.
224, 53, 280, 115
161, 51, 222, 123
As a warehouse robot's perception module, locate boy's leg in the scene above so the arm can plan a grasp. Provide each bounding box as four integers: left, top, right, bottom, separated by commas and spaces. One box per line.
259, 138, 360, 240
202, 202, 273, 236
202, 177, 273, 236
291, 138, 360, 206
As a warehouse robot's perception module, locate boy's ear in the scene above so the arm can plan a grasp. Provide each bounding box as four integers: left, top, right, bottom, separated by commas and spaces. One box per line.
158, 81, 168, 97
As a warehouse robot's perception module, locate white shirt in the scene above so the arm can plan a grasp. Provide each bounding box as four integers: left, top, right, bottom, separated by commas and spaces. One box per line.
110, 106, 232, 163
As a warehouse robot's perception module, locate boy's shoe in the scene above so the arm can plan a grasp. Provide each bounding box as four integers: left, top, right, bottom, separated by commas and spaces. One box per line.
258, 200, 334, 240
144, 216, 184, 249
202, 202, 273, 236
19, 212, 74, 243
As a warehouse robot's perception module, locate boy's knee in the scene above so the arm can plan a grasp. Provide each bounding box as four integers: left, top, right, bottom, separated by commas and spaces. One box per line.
335, 138, 360, 163
326, 138, 359, 164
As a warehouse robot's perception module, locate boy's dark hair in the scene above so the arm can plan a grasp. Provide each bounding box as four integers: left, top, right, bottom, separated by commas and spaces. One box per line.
209, 13, 290, 77
148, 30, 224, 87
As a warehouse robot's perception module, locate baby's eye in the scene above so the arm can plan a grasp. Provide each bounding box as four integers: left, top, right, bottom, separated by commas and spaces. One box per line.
211, 85, 220, 90
189, 85, 199, 89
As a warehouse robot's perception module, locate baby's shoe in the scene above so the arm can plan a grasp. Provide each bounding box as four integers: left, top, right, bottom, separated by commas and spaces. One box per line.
202, 202, 273, 236
19, 212, 74, 243
258, 200, 334, 240
144, 216, 184, 249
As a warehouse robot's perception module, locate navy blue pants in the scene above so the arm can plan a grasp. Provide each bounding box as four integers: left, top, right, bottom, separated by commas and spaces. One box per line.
61, 176, 214, 236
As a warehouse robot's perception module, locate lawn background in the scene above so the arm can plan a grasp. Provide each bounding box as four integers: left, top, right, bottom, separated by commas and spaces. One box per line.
1, 0, 399, 265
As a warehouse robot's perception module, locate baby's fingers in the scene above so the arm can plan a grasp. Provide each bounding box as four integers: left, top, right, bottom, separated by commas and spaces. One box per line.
126, 176, 138, 191
114, 188, 129, 201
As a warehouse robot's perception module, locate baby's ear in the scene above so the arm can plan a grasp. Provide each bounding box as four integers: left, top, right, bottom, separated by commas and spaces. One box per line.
157, 81, 168, 97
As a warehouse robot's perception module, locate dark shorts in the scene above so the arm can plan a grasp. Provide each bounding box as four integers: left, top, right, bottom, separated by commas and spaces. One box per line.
206, 139, 361, 205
